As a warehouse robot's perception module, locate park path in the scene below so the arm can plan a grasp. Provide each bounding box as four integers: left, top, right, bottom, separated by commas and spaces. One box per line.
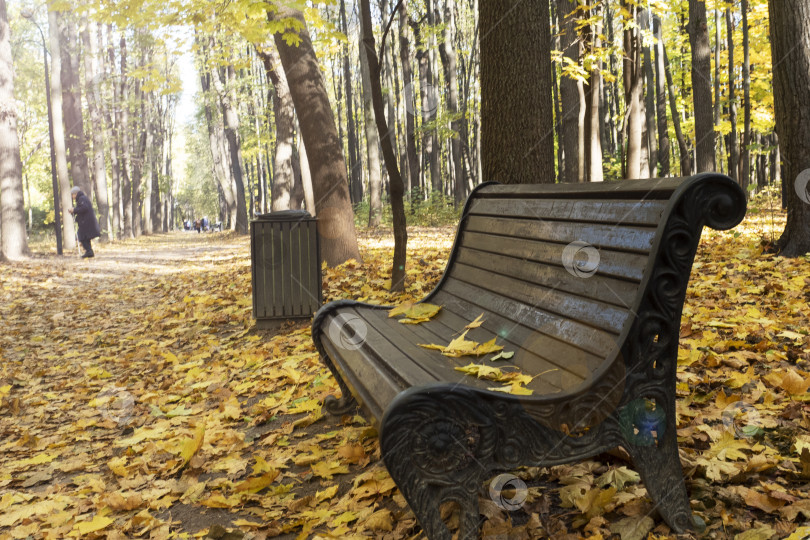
0, 229, 441, 539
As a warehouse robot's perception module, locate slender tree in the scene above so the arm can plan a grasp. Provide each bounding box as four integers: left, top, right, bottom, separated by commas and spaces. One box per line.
725, 7, 738, 182
622, 1, 644, 179
48, 8, 76, 248
653, 15, 671, 176
742, 0, 751, 190
0, 0, 29, 259
359, 38, 382, 227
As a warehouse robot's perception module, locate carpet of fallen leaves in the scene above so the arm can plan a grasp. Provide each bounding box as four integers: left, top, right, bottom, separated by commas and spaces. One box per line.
1, 196, 809, 540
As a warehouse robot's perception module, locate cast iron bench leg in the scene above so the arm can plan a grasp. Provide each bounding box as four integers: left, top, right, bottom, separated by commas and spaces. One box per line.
381, 387, 498, 540
620, 394, 693, 533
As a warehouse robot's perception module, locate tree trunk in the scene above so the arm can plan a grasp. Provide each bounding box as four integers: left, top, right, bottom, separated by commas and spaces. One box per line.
259, 46, 295, 212
131, 74, 145, 237
688, 0, 716, 172
742, 0, 751, 191
298, 132, 316, 214
557, 0, 580, 183
481, 0, 554, 183
340, 0, 363, 205
399, 1, 419, 195
269, 5, 362, 266
103, 25, 121, 237
212, 62, 248, 234
642, 9, 657, 177
583, 4, 603, 182
653, 15, 671, 176
118, 35, 133, 238
438, 0, 464, 202
725, 8, 738, 183
360, 38, 382, 227
622, 1, 644, 179
663, 43, 692, 176
769, 0, 810, 256
714, 7, 722, 159
57, 13, 92, 195
142, 98, 154, 235
81, 22, 110, 241
48, 9, 76, 249
360, 0, 407, 290
0, 0, 28, 260
199, 65, 236, 227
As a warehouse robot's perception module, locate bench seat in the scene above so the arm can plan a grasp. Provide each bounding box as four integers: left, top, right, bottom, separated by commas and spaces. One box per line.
312, 174, 746, 539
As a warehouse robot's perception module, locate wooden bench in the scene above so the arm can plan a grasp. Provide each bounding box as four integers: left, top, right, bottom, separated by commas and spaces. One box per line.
311, 173, 746, 539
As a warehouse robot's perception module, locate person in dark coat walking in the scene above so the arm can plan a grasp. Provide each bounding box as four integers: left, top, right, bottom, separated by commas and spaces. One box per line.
68, 186, 100, 258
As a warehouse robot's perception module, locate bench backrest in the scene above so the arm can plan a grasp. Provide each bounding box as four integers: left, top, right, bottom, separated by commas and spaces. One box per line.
429, 174, 746, 396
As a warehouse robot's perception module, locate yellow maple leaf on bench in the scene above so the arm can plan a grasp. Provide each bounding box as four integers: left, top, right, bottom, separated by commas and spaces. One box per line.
388, 302, 442, 324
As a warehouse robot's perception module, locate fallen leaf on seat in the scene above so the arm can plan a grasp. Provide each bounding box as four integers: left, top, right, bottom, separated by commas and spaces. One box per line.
487, 383, 533, 395
388, 302, 442, 324
419, 330, 504, 357
490, 351, 514, 361
465, 313, 485, 329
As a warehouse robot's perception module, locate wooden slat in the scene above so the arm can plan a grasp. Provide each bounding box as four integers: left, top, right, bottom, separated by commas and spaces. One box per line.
460, 231, 648, 282
468, 198, 668, 226
437, 280, 618, 357
475, 177, 685, 199
361, 309, 566, 394
464, 215, 656, 253
423, 302, 593, 390
282, 222, 293, 316
455, 247, 638, 308
271, 223, 282, 317
448, 263, 631, 334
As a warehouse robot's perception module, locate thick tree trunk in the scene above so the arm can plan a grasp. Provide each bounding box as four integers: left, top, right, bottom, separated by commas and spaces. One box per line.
0, 0, 28, 260
653, 16, 671, 176
270, 5, 362, 266
622, 1, 644, 179
714, 7, 721, 162
131, 75, 145, 237
360, 0, 407, 290
742, 0, 751, 191
725, 8, 738, 183
82, 22, 110, 241
480, 0, 554, 183
769, 0, 810, 256
360, 39, 382, 227
557, 0, 580, 183
259, 47, 295, 212
48, 9, 76, 249
688, 0, 716, 172
57, 13, 92, 196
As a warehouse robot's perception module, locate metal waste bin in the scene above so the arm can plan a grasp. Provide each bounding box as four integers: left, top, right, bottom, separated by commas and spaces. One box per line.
251, 210, 321, 327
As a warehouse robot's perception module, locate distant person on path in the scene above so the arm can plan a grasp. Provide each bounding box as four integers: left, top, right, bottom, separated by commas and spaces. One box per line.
68, 186, 100, 259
